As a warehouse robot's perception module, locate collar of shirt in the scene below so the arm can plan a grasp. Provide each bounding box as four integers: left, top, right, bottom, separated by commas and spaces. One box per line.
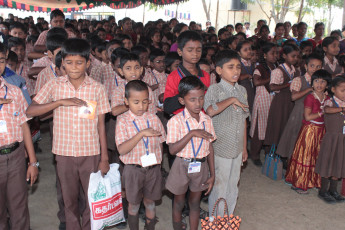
324, 56, 338, 66
58, 75, 93, 87
178, 63, 204, 78
281, 63, 295, 76
219, 78, 240, 92
241, 58, 251, 66
182, 107, 209, 125
128, 110, 149, 121
333, 95, 345, 107
305, 72, 311, 84
152, 69, 167, 76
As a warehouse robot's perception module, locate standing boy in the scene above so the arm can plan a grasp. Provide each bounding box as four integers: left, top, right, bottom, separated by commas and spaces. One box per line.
116, 80, 166, 230
26, 38, 110, 230
166, 76, 216, 230
204, 50, 249, 215
0, 42, 38, 230
164, 30, 210, 115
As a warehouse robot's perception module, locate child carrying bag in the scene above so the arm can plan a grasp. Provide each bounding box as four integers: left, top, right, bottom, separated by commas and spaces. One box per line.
88, 163, 125, 230
201, 198, 241, 230
262, 144, 284, 180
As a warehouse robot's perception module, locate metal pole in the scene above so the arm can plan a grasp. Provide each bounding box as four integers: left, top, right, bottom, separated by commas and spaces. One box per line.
142, 3, 146, 23
215, 0, 219, 31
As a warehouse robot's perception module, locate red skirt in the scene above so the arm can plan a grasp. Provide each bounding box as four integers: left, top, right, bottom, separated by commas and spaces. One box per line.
285, 123, 325, 191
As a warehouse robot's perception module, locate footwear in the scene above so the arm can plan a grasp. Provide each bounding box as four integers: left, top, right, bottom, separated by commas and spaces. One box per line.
128, 214, 139, 230
115, 221, 127, 229
291, 186, 309, 195
318, 192, 336, 204
252, 159, 262, 166
58, 222, 66, 230
329, 191, 345, 202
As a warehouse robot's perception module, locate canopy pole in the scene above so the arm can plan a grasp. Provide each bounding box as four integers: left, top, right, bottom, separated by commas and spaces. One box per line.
142, 3, 146, 23
215, 0, 219, 31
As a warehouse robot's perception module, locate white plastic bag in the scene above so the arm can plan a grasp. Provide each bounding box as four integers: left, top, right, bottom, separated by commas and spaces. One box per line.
88, 163, 125, 230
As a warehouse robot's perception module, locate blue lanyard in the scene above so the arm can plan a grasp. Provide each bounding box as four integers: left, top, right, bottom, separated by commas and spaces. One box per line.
132, 120, 150, 155
0, 85, 8, 111
19, 65, 23, 76
281, 64, 293, 80
114, 75, 118, 87
241, 62, 253, 75
183, 111, 205, 161
152, 72, 159, 84
50, 65, 58, 78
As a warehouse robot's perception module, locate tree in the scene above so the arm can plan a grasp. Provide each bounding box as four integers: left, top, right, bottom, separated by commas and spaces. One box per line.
201, 0, 211, 21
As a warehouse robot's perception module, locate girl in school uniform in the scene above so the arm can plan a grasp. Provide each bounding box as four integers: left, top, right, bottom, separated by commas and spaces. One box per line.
276, 54, 323, 159
250, 42, 278, 166
315, 76, 345, 203
321, 36, 343, 78
264, 44, 300, 147
237, 40, 256, 113
285, 69, 331, 194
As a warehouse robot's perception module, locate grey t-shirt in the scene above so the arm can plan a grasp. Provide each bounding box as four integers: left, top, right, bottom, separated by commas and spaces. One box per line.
204, 79, 249, 159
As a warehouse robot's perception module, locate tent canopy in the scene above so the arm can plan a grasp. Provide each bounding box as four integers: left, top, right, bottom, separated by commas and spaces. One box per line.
0, 0, 183, 12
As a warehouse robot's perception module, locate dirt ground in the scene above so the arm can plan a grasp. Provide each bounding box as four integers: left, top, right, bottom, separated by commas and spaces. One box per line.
28, 124, 345, 230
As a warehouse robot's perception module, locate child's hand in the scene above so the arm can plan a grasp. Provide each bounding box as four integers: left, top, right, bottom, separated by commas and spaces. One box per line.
203, 176, 215, 195
192, 129, 213, 139
231, 98, 249, 111
59, 98, 87, 107
141, 128, 162, 137
242, 149, 248, 162
26, 165, 39, 186
0, 98, 12, 105
98, 160, 110, 176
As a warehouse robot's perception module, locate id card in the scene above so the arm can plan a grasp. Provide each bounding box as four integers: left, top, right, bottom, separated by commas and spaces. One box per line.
141, 153, 157, 167
0, 120, 8, 133
188, 162, 201, 174
78, 100, 97, 120
343, 126, 345, 135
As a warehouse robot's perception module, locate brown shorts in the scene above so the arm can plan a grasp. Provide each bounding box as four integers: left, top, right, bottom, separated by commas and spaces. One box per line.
166, 157, 209, 195
122, 164, 162, 204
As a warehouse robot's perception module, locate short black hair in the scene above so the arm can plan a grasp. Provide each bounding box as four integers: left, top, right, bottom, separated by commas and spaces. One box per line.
55, 51, 63, 68
149, 48, 165, 62
7, 50, 18, 63
8, 37, 26, 50
178, 76, 205, 98
96, 42, 107, 53
177, 30, 202, 50
300, 40, 313, 51
297, 22, 308, 29
27, 35, 38, 44
173, 23, 187, 34
47, 34, 67, 53
235, 23, 243, 30
215, 49, 240, 68
218, 28, 228, 38
106, 39, 122, 51
50, 9, 65, 21
61, 38, 90, 61
119, 52, 140, 69
0, 42, 8, 55
165, 52, 181, 68
125, 80, 149, 99
311, 69, 331, 88
236, 40, 252, 52
131, 45, 148, 56
235, 32, 246, 39
332, 75, 345, 88
47, 27, 68, 39
330, 30, 342, 39
198, 58, 210, 66
305, 53, 323, 65
9, 22, 27, 33
111, 47, 130, 64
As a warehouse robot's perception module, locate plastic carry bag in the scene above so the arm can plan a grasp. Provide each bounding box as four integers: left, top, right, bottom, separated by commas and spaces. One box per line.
88, 163, 125, 230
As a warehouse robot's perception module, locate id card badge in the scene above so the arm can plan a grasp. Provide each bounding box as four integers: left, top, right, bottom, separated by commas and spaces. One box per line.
78, 100, 97, 120
141, 153, 158, 167
0, 120, 8, 133
343, 126, 345, 135
188, 162, 201, 174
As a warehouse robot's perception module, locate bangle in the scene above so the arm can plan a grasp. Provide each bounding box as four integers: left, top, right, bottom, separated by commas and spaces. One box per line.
28, 162, 39, 168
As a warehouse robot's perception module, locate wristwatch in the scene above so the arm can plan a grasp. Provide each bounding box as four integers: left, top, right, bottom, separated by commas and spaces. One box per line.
28, 161, 39, 168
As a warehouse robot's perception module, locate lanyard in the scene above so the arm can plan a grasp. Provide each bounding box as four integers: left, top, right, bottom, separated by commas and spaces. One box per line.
114, 75, 118, 87
133, 120, 150, 155
183, 111, 205, 161
0, 85, 8, 111
152, 72, 159, 84
19, 65, 24, 76
177, 67, 201, 80
241, 62, 253, 75
281, 64, 293, 80
50, 65, 58, 78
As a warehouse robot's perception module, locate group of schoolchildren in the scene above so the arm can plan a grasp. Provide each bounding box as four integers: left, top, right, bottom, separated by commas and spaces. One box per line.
1, 9, 345, 230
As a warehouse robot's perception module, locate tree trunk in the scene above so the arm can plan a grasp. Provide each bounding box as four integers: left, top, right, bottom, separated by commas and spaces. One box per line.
297, 0, 304, 23
215, 0, 220, 31
201, 0, 211, 21
342, 0, 345, 28
328, 1, 332, 34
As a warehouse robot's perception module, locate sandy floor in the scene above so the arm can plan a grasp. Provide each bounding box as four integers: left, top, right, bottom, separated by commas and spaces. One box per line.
28, 125, 345, 230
